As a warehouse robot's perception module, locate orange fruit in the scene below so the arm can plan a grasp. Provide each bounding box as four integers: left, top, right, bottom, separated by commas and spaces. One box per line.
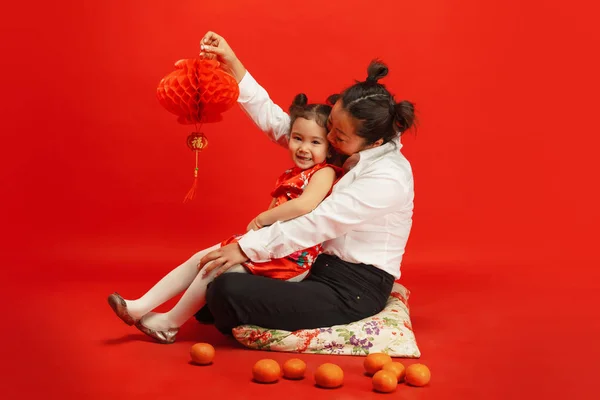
382, 361, 406, 382
405, 363, 431, 387
314, 363, 344, 388
189, 343, 215, 365
364, 352, 393, 376
252, 359, 281, 383
372, 370, 398, 393
282, 358, 307, 380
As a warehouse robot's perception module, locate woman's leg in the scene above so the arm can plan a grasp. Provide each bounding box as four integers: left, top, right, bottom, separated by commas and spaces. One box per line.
138, 265, 247, 331
205, 273, 351, 333
123, 244, 221, 320
204, 255, 394, 333
194, 267, 309, 324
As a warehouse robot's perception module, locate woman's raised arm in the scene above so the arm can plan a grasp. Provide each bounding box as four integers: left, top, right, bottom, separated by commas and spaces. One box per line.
200, 31, 290, 148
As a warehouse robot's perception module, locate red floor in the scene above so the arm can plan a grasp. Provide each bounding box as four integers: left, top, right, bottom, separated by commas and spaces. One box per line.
4, 234, 597, 399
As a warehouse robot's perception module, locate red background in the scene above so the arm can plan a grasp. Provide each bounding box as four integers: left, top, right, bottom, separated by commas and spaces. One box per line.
2, 0, 599, 398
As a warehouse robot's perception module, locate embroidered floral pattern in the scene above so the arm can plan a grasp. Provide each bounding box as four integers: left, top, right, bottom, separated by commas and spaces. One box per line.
232, 282, 421, 358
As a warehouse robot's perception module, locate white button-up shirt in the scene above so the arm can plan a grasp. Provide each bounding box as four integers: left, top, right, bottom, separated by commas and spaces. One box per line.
237, 72, 414, 279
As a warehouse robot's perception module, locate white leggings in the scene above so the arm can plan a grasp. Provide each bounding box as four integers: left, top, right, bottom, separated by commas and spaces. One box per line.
125, 244, 307, 328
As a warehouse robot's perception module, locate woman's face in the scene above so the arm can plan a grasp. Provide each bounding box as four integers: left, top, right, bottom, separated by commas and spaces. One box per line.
326, 101, 381, 156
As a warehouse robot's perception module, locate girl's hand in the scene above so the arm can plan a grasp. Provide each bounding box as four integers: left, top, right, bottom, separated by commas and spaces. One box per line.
199, 31, 246, 82
246, 217, 262, 232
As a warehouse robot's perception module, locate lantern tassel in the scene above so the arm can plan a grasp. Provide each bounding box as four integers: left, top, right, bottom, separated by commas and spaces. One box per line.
183, 152, 200, 203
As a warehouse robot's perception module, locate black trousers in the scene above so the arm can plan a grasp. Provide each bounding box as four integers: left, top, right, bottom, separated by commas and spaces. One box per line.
197, 254, 395, 333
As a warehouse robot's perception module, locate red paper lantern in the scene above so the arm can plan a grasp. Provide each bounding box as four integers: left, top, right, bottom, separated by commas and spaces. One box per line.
156, 58, 239, 124
156, 58, 239, 201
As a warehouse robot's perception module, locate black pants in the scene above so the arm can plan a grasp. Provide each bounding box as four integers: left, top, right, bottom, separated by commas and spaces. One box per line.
197, 254, 395, 333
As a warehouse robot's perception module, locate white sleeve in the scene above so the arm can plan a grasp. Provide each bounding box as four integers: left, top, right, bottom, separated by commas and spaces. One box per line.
238, 166, 411, 262
237, 71, 290, 148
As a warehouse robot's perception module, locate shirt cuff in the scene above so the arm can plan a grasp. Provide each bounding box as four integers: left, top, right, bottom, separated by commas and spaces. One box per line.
237, 71, 258, 103
238, 229, 271, 262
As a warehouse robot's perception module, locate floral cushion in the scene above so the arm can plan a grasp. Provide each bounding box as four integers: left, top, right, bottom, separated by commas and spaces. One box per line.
232, 282, 421, 357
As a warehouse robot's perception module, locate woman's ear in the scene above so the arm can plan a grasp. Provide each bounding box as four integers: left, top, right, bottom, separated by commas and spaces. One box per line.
369, 138, 384, 149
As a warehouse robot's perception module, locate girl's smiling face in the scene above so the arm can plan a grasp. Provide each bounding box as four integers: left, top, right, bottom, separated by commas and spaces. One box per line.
288, 117, 329, 169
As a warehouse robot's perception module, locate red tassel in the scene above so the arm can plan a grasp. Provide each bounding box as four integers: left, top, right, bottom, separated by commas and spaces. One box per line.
183, 152, 200, 203
183, 175, 198, 203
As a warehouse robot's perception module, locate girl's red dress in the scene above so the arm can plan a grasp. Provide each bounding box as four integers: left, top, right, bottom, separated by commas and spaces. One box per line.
221, 162, 343, 280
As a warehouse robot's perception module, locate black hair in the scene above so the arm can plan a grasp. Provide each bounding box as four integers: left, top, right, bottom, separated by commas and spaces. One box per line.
288, 93, 332, 132
327, 59, 416, 145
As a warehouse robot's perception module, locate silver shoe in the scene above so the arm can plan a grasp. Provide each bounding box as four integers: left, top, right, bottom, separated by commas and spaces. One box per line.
135, 320, 178, 344
107, 292, 137, 326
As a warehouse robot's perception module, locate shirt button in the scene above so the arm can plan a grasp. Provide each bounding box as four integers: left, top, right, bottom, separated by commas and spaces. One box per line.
356, 296, 360, 300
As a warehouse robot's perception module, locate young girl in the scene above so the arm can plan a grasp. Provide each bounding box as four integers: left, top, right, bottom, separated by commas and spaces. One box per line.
108, 94, 343, 344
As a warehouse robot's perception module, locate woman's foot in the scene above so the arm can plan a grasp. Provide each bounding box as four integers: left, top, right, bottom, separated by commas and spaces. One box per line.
107, 292, 138, 325
135, 313, 179, 344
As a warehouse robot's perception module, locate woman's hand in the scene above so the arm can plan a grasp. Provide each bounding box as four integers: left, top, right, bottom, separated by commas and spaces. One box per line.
198, 243, 249, 278
199, 31, 246, 82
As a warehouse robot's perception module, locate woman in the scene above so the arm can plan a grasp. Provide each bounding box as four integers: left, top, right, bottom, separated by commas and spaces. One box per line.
197, 31, 416, 334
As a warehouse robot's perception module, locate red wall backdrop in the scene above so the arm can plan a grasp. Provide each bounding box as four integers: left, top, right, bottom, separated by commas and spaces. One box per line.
4, 0, 598, 271
1, 0, 599, 397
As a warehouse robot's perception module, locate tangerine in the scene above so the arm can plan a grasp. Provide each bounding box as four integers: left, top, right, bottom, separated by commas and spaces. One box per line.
382, 361, 406, 382
364, 352, 393, 376
282, 358, 306, 380
372, 370, 398, 393
314, 363, 344, 388
405, 363, 431, 387
189, 343, 215, 365
252, 359, 281, 383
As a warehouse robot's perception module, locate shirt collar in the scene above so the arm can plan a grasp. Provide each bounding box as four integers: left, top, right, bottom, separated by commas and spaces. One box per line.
342, 136, 402, 172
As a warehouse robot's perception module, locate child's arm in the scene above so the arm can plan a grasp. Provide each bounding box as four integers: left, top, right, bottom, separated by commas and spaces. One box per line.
267, 198, 278, 210
248, 198, 280, 231
254, 167, 337, 228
